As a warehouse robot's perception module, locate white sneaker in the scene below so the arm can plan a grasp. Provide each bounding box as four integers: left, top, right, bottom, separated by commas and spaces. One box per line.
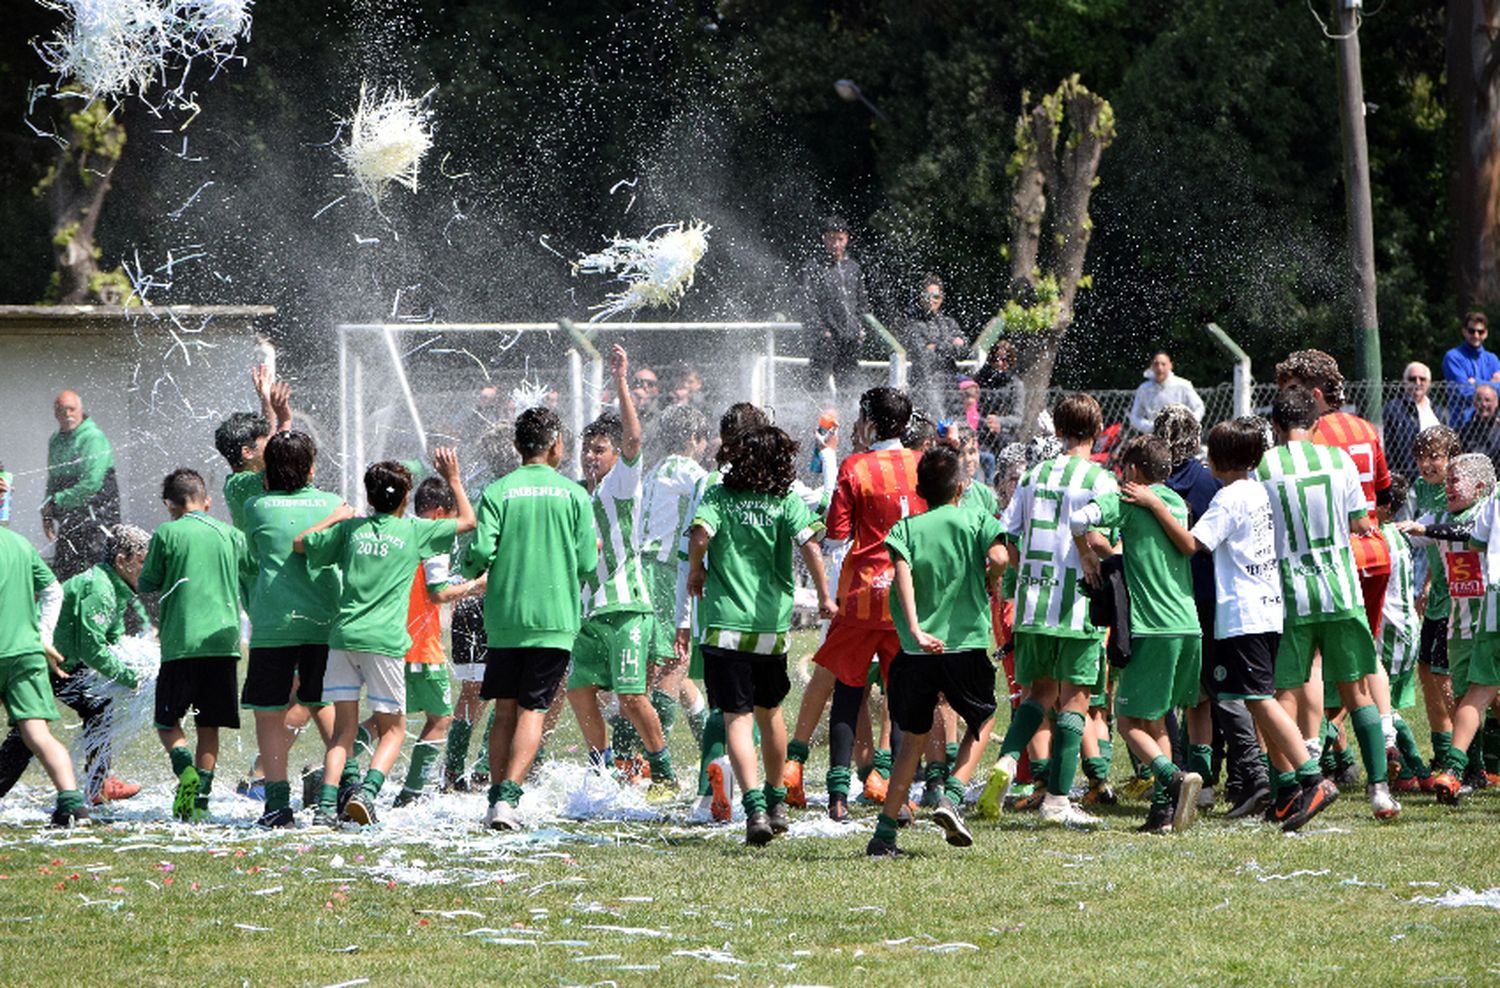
1038, 793, 1099, 829
1369, 782, 1401, 821
687, 795, 715, 823
1196, 785, 1216, 810
1304, 737, 1323, 762
485, 800, 521, 831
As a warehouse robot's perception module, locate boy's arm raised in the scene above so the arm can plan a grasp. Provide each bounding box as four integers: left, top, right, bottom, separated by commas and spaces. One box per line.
433, 447, 476, 533
293, 503, 355, 553
612, 344, 642, 462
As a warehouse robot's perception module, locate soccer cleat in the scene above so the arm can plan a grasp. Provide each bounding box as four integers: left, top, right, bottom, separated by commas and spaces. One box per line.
1120, 775, 1155, 800
342, 793, 377, 826
865, 835, 902, 857
645, 779, 679, 804
309, 807, 338, 829
974, 761, 1013, 819
896, 801, 918, 827
932, 796, 973, 848
783, 759, 807, 808
235, 777, 266, 801
1332, 760, 1361, 788
1430, 770, 1462, 806
745, 810, 774, 846
1418, 774, 1438, 793
392, 788, 424, 809
1013, 786, 1047, 812
1461, 767, 1490, 792
1136, 804, 1173, 834
300, 765, 323, 809
1268, 787, 1301, 827
827, 793, 850, 823
172, 767, 200, 822
49, 804, 91, 829
861, 770, 889, 805
1224, 783, 1271, 820
1386, 747, 1403, 783
1081, 779, 1118, 807
1038, 795, 1100, 829
94, 777, 141, 804
1390, 776, 1421, 794
1195, 785, 1216, 811
335, 781, 359, 816
706, 757, 733, 823
485, 800, 521, 831
1282, 779, 1339, 833
767, 800, 790, 835
189, 805, 210, 823
1369, 783, 1401, 821
255, 807, 295, 829
1170, 771, 1203, 833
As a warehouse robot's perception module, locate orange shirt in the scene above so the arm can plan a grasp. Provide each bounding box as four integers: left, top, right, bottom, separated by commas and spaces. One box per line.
1311, 410, 1391, 575
404, 557, 448, 665
827, 445, 925, 628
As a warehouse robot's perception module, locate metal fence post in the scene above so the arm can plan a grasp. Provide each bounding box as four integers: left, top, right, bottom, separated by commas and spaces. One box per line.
863, 314, 908, 389
1205, 322, 1252, 418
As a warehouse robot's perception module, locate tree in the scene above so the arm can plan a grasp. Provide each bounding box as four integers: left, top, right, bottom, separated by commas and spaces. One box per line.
1448, 0, 1500, 313
35, 98, 129, 304
1001, 76, 1115, 434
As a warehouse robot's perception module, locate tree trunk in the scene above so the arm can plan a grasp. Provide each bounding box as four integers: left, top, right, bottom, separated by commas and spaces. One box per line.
42, 104, 126, 304
1448, 0, 1500, 312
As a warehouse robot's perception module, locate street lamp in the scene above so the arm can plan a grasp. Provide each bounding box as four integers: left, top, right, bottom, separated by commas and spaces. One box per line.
833, 79, 889, 123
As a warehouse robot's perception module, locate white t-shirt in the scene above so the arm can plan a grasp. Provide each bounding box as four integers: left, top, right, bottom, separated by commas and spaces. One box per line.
1189, 478, 1284, 638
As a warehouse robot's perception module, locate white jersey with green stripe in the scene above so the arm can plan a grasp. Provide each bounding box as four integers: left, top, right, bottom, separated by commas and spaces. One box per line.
639, 454, 708, 564
1467, 493, 1500, 636
1414, 502, 1484, 640
1377, 522, 1419, 677
1001, 454, 1117, 639
1257, 440, 1366, 624
584, 454, 652, 616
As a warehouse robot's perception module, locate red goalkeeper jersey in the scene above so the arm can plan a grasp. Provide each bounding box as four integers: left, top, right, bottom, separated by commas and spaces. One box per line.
1312, 410, 1391, 575
827, 446, 926, 628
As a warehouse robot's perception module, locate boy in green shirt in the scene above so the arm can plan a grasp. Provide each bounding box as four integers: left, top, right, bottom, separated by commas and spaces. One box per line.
1410, 425, 1461, 780
868, 444, 1005, 857
461, 407, 598, 831
215, 364, 293, 530
138, 469, 251, 822
240, 430, 346, 828
298, 449, 473, 827
0, 525, 89, 826
1071, 436, 1204, 834
687, 425, 836, 846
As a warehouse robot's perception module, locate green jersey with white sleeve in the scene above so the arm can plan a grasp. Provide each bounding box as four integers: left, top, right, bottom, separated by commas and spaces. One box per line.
585, 454, 652, 616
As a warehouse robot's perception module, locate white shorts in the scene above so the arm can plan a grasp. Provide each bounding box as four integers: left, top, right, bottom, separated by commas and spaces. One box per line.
451, 661, 486, 684
324, 650, 405, 714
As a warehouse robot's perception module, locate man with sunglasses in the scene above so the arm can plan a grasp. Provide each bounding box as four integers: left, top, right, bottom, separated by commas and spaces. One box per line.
901, 274, 968, 417
1442, 312, 1500, 425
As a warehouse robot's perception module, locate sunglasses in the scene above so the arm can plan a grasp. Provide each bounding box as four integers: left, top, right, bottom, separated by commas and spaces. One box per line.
633, 378, 659, 388
1467, 326, 1488, 334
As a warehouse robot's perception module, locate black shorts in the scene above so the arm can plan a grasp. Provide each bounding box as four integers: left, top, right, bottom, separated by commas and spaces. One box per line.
1211, 632, 1280, 701
481, 647, 570, 711
241, 644, 329, 709
1198, 633, 1221, 699
700, 644, 791, 714
886, 650, 998, 737
1419, 618, 1449, 675
451, 599, 487, 665
154, 656, 240, 730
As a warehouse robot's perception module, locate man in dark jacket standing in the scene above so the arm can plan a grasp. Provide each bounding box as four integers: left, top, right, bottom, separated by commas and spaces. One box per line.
42, 391, 120, 581
900, 274, 967, 416
800, 216, 871, 398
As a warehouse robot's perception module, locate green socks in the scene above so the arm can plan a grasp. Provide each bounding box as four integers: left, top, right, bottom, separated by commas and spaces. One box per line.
57, 789, 84, 813
698, 709, 727, 797
265, 780, 292, 812
1431, 730, 1453, 772
195, 770, 214, 811
685, 700, 709, 743
1445, 742, 1471, 776
1349, 704, 1388, 784
873, 812, 899, 844
1391, 715, 1428, 778
1296, 757, 1322, 786
1031, 757, 1051, 786
763, 783, 787, 807
944, 775, 966, 804
826, 765, 852, 797
1189, 743, 1212, 784
872, 748, 893, 781
489, 778, 523, 807
339, 761, 361, 790
1000, 699, 1045, 761
1047, 710, 1085, 797
945, 741, 960, 765
169, 745, 193, 777
611, 713, 642, 758
786, 738, 811, 765
650, 689, 678, 739
445, 719, 473, 779
742, 786, 767, 816
1149, 755, 1176, 807
319, 782, 338, 813
646, 746, 676, 784
405, 741, 441, 793
361, 768, 385, 802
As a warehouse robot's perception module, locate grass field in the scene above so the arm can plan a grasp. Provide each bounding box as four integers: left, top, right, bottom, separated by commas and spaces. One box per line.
1, 630, 1498, 987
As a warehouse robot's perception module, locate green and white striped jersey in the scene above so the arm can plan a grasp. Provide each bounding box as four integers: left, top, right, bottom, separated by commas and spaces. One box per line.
699, 627, 788, 656
1467, 493, 1500, 636
1001, 455, 1117, 639
1257, 440, 1367, 624
584, 454, 652, 616
639, 454, 708, 564
1414, 502, 1484, 640
1377, 522, 1419, 678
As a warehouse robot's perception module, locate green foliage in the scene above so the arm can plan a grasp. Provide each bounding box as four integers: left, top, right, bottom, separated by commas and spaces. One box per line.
1001, 273, 1063, 335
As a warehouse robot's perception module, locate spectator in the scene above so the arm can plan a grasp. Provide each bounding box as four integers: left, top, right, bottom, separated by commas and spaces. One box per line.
972, 339, 1025, 450
42, 390, 119, 580
1457, 383, 1500, 463
900, 274, 967, 415
664, 362, 706, 411
1128, 351, 1205, 434
630, 366, 662, 409
799, 215, 871, 398
1382, 361, 1441, 477
1441, 311, 1500, 422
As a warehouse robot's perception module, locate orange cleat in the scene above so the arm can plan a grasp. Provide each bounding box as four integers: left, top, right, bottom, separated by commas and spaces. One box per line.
862, 771, 888, 804
706, 757, 733, 823
92, 777, 142, 805
1430, 770, 1462, 806
1390, 776, 1420, 794
783, 760, 807, 809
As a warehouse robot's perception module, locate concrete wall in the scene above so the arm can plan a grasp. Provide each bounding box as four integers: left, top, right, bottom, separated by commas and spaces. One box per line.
0, 305, 275, 558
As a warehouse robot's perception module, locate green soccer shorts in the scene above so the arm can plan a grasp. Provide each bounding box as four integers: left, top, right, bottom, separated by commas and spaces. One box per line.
405, 663, 454, 717
644, 559, 679, 665
1274, 614, 1376, 692
568, 610, 656, 695
0, 652, 60, 725
1116, 635, 1202, 721
1464, 635, 1500, 693
1014, 631, 1104, 688
1449, 636, 1474, 700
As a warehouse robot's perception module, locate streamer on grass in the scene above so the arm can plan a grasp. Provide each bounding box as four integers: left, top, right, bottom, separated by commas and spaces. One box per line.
571, 221, 711, 322
339, 82, 435, 205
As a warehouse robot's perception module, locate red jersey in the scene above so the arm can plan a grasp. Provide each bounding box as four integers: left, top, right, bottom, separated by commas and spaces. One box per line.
826, 446, 925, 628
1311, 410, 1391, 575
